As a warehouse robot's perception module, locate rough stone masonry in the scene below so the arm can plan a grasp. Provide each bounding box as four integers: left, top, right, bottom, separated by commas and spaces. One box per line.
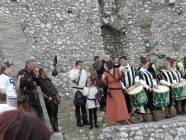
1, 0, 186, 139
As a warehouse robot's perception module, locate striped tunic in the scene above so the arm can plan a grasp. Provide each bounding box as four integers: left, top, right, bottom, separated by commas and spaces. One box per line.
158, 69, 177, 86
120, 64, 136, 88
170, 68, 183, 83
136, 67, 157, 89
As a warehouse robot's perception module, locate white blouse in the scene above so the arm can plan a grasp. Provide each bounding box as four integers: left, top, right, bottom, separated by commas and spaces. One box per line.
83, 86, 100, 109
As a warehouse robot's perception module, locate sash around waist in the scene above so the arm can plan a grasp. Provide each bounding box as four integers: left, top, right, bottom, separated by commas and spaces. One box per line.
108, 87, 122, 90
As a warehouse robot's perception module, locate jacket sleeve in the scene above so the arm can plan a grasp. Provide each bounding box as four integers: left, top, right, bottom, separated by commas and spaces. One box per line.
19, 72, 35, 89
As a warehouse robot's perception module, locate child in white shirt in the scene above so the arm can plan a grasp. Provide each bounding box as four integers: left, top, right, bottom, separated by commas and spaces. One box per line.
83, 78, 100, 129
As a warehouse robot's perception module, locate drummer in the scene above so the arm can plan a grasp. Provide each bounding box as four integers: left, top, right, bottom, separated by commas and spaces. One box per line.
119, 56, 136, 119
184, 56, 186, 79
135, 56, 158, 122
158, 58, 177, 118
170, 58, 186, 114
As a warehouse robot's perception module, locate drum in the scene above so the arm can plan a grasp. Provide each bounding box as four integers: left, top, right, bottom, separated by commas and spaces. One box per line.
172, 83, 186, 100
153, 85, 170, 108
127, 85, 148, 107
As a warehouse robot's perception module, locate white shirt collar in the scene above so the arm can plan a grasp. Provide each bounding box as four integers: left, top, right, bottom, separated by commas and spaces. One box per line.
140, 67, 147, 72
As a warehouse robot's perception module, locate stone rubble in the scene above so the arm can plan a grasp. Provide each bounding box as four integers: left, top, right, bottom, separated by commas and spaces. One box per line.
99, 116, 186, 140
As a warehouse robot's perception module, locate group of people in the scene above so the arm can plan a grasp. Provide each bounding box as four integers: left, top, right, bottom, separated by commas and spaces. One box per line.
0, 59, 61, 140
69, 55, 186, 128
0, 54, 186, 139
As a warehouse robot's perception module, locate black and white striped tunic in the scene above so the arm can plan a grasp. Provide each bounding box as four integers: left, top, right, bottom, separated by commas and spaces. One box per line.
170, 68, 183, 83
158, 69, 177, 86
136, 67, 157, 89
120, 64, 136, 88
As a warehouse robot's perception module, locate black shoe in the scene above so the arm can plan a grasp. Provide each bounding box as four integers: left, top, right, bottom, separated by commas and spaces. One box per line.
54, 128, 60, 132
83, 121, 90, 125
89, 125, 93, 129
77, 122, 83, 127
95, 124, 99, 128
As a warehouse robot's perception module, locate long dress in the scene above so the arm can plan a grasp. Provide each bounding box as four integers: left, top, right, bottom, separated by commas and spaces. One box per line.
102, 68, 129, 123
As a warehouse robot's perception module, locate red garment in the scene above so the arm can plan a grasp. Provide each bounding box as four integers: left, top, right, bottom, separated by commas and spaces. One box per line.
102, 68, 129, 123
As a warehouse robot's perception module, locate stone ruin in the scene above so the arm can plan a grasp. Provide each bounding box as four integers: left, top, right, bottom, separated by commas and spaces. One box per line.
1, 0, 186, 139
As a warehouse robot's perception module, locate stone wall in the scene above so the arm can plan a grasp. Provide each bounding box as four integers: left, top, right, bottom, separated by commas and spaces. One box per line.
99, 0, 186, 66
0, 16, 30, 73
98, 116, 186, 140
0, 0, 104, 72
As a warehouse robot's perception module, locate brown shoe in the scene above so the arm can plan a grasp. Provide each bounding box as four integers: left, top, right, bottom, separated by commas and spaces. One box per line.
142, 113, 148, 122
169, 106, 177, 117
129, 115, 135, 124
175, 101, 182, 114
165, 107, 171, 118
152, 110, 158, 122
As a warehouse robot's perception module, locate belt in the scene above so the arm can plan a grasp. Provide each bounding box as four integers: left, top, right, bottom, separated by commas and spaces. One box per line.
7, 97, 17, 99
108, 88, 122, 90
87, 98, 96, 101
72, 87, 84, 90
87, 98, 98, 106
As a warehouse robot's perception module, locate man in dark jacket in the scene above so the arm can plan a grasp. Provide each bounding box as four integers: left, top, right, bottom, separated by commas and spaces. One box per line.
39, 67, 60, 132
18, 60, 43, 119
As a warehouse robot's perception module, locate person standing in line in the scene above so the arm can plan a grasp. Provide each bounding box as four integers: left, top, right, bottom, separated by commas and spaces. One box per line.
119, 56, 136, 120
91, 56, 106, 111
17, 60, 43, 120
135, 57, 159, 122
158, 58, 178, 118
69, 60, 89, 127
0, 61, 17, 107
183, 56, 186, 79
39, 67, 61, 132
102, 61, 130, 124
83, 77, 100, 129
112, 56, 120, 68
170, 58, 186, 114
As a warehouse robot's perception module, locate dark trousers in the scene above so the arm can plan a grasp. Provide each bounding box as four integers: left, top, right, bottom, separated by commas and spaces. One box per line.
32, 105, 44, 121
75, 103, 88, 124
124, 93, 132, 113
144, 90, 155, 111
168, 90, 174, 107
175, 99, 186, 113
46, 102, 59, 131
88, 108, 97, 126
99, 86, 107, 111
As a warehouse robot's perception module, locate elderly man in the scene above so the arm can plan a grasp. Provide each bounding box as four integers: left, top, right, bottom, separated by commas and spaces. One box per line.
17, 60, 43, 120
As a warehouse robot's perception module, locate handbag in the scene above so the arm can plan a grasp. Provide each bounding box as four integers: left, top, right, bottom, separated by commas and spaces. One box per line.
73, 69, 86, 106
74, 90, 86, 107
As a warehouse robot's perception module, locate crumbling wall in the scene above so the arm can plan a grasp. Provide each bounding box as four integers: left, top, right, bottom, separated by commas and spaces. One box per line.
99, 0, 186, 65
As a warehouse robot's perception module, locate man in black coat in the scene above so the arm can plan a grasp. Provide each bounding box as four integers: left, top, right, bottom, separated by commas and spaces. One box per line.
18, 60, 43, 120
39, 67, 60, 132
